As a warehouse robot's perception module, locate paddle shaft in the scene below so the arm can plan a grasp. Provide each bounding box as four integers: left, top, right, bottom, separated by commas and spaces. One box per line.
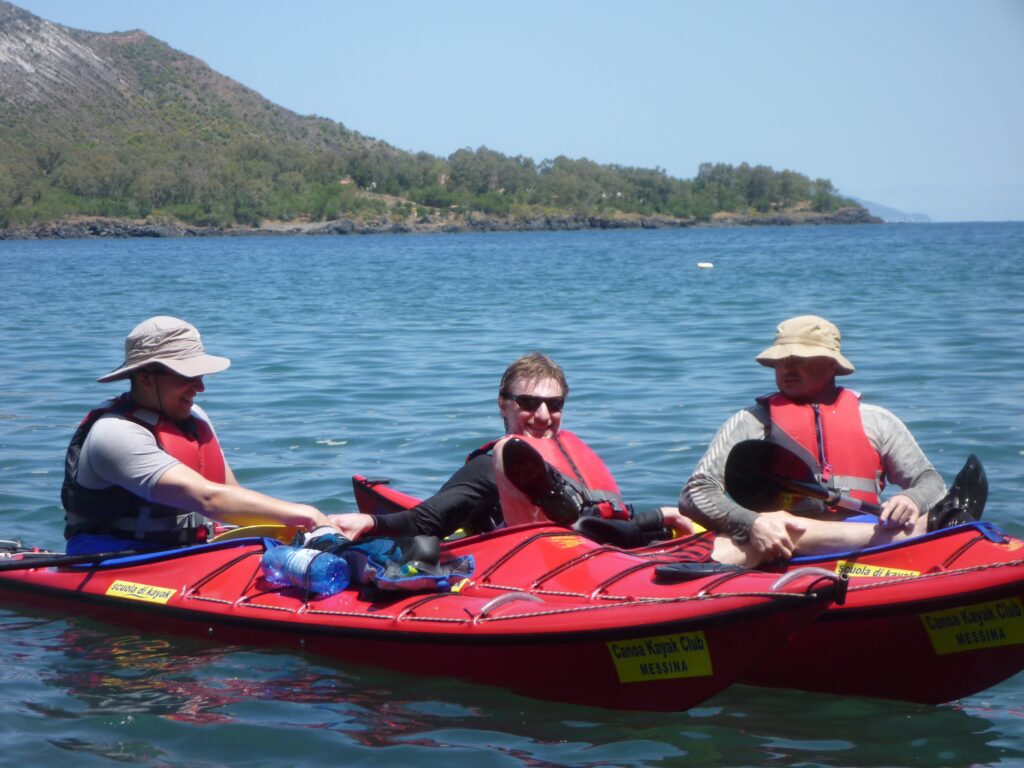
768, 472, 883, 516
0, 549, 139, 572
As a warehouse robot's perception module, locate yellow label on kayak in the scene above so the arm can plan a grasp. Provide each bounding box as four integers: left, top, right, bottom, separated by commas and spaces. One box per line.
607, 631, 712, 682
921, 597, 1024, 655
835, 560, 920, 578
550, 535, 584, 549
106, 580, 177, 604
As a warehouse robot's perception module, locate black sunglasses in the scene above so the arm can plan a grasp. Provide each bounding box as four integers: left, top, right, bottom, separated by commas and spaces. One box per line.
501, 392, 565, 412
143, 366, 203, 384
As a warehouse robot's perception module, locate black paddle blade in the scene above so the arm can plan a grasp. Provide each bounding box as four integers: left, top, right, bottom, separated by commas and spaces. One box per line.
724, 440, 828, 512
953, 454, 988, 520
927, 454, 988, 531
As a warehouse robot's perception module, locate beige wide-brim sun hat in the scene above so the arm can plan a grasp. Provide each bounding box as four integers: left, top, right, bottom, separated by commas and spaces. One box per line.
97, 316, 231, 383
755, 314, 855, 375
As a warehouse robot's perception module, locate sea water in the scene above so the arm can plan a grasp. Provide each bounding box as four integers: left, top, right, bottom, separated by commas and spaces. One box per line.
1, 223, 1022, 766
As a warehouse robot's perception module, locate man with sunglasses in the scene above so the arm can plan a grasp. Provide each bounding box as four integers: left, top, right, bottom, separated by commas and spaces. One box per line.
62, 316, 341, 555
335, 352, 699, 546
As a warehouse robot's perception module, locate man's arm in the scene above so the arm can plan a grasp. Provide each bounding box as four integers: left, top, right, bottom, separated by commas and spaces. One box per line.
152, 463, 332, 530
79, 416, 178, 495
862, 404, 947, 526
679, 408, 766, 538
83, 414, 331, 533
339, 454, 500, 541
678, 408, 806, 558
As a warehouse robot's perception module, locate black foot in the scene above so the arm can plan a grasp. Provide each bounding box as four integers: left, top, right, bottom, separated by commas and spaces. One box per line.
502, 437, 584, 525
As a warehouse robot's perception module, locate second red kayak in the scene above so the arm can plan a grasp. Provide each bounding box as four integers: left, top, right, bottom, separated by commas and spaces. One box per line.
353, 474, 1024, 704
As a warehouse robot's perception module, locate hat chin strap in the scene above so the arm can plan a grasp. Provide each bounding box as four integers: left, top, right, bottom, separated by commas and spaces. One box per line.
131, 370, 171, 419
154, 376, 167, 418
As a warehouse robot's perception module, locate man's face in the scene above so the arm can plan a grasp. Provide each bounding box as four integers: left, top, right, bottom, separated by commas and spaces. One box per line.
498, 376, 565, 439
774, 356, 838, 403
136, 368, 205, 421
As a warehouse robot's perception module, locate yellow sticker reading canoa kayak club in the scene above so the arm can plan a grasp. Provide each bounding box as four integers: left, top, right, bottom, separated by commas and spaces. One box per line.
834, 560, 921, 578
921, 597, 1024, 655
608, 631, 712, 683
105, 580, 177, 604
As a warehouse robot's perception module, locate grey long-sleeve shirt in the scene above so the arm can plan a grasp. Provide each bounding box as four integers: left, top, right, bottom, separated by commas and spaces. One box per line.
679, 400, 947, 541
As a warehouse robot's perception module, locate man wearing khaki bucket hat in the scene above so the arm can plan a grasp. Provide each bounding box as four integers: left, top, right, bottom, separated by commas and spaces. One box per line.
61, 316, 342, 555
679, 315, 951, 560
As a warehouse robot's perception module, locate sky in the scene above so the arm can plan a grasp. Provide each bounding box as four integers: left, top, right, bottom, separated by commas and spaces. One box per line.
11, 0, 1024, 222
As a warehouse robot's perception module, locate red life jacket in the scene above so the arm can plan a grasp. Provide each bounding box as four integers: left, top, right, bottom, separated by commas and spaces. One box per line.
475, 430, 630, 524
62, 394, 226, 544
147, 411, 226, 483
759, 388, 883, 514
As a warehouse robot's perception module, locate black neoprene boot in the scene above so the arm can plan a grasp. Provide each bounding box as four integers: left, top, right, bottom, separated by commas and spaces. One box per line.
502, 437, 584, 525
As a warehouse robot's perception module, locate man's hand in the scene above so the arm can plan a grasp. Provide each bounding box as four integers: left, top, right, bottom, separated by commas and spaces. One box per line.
878, 494, 921, 530
748, 512, 807, 560
330, 512, 377, 542
660, 507, 698, 535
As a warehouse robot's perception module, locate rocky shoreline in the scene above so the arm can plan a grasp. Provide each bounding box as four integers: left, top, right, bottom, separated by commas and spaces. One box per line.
0, 206, 880, 240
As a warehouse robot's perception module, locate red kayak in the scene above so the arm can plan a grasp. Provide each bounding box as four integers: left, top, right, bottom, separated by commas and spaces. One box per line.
0, 525, 836, 712
353, 474, 1024, 704
742, 522, 1024, 703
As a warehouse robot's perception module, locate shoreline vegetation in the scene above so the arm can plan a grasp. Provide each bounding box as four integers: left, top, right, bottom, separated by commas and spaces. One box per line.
1, 205, 878, 240
0, 1, 880, 240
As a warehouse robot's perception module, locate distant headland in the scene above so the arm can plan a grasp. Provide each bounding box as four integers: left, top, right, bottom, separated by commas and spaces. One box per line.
0, 0, 879, 239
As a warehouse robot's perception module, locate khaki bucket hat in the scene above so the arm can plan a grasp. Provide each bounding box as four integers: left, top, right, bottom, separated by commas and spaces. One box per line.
755, 315, 855, 375
97, 316, 231, 383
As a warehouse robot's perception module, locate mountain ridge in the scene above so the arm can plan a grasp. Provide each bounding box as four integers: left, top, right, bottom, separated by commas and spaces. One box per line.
0, 0, 878, 237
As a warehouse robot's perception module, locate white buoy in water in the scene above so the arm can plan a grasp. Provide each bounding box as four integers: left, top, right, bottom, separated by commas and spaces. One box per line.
697, 262, 714, 269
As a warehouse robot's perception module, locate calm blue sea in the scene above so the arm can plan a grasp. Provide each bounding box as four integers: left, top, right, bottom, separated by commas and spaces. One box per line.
1, 223, 1023, 767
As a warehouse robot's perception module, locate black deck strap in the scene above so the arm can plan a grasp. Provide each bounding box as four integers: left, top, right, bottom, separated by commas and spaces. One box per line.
653, 561, 745, 583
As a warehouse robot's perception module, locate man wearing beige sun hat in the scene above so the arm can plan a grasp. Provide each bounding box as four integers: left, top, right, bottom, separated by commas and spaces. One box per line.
62, 316, 343, 555
679, 315, 951, 560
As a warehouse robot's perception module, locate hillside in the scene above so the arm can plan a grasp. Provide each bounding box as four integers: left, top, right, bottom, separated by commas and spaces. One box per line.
0, 0, 876, 236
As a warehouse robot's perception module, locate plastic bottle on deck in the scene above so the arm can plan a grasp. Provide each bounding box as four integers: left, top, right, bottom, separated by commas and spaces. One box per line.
303, 525, 350, 553
260, 545, 350, 595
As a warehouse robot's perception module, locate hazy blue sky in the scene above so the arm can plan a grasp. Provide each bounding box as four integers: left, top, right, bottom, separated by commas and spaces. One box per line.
13, 0, 1024, 221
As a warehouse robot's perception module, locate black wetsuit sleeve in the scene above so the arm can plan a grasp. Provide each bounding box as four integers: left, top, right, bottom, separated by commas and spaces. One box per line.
631, 508, 666, 532
372, 453, 500, 538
